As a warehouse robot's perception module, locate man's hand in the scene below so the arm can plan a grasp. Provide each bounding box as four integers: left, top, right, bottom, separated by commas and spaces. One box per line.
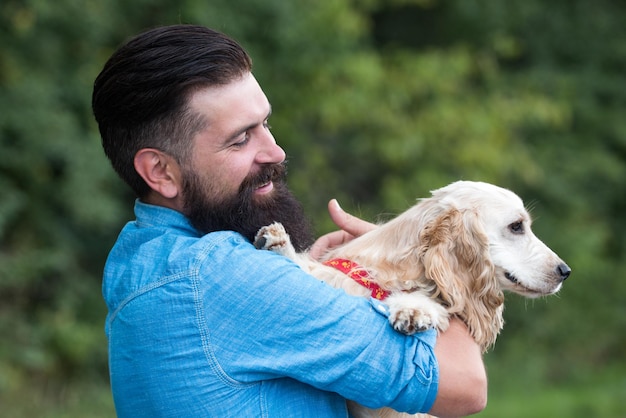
309, 199, 376, 259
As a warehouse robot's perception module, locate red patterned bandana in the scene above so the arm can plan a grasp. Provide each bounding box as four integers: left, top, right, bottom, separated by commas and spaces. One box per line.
323, 258, 390, 300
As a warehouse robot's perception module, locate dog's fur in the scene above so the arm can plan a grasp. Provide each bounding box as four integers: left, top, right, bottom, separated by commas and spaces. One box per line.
254, 181, 570, 418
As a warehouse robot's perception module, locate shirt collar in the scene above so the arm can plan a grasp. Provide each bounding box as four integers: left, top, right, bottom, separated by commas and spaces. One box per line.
134, 199, 200, 236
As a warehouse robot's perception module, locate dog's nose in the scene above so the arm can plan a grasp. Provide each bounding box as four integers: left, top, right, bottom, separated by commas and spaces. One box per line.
557, 263, 571, 281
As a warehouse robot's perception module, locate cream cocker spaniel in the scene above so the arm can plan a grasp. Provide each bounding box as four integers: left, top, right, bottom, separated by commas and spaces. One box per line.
254, 180, 570, 418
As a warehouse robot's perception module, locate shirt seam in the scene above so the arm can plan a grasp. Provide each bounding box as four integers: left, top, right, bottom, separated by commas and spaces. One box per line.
191, 235, 258, 390
107, 273, 187, 326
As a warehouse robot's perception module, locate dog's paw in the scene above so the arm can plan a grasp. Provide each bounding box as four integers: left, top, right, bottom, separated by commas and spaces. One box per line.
390, 306, 441, 335
386, 292, 449, 335
254, 222, 296, 258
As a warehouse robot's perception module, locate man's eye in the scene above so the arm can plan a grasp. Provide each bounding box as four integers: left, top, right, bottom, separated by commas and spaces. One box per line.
232, 133, 250, 147
263, 121, 272, 130
508, 221, 524, 234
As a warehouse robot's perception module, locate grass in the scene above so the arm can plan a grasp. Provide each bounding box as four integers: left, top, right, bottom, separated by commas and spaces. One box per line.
476, 368, 626, 418
0, 379, 115, 418
478, 384, 625, 417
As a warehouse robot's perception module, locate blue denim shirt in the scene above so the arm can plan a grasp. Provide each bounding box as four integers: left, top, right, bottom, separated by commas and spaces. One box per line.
103, 200, 439, 417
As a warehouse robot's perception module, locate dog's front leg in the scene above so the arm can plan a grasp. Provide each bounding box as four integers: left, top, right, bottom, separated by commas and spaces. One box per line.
385, 292, 449, 335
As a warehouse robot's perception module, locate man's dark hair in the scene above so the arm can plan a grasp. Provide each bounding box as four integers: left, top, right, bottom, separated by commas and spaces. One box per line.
92, 25, 253, 197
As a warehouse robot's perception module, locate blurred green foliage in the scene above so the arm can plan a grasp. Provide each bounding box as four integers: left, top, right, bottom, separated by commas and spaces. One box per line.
1, 0, 624, 415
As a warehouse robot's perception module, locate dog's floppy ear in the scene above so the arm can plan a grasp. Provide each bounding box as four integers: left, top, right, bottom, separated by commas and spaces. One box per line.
420, 207, 504, 351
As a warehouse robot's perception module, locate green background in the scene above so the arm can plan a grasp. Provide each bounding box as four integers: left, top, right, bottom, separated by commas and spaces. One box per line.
1, 0, 624, 416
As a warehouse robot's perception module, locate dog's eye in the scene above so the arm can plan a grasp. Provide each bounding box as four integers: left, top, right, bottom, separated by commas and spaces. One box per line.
509, 221, 525, 234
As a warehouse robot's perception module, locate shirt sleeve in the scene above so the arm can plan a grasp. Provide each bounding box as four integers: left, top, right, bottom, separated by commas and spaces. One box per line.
196, 233, 439, 414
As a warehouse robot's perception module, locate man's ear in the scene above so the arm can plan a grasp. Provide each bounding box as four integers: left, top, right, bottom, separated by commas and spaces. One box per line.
134, 148, 182, 199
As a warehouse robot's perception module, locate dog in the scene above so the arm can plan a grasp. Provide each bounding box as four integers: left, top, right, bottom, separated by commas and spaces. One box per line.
254, 180, 570, 418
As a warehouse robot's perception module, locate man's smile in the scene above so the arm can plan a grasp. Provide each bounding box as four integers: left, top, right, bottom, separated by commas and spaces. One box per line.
255, 181, 274, 194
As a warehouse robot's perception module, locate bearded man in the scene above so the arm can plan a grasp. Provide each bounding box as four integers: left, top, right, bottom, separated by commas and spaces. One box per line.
92, 24, 486, 418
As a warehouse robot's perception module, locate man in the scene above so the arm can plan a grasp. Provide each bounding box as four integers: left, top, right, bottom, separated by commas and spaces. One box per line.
92, 24, 487, 417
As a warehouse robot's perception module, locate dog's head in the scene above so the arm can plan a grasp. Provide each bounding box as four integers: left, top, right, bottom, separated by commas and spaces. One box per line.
431, 181, 570, 298
410, 181, 570, 350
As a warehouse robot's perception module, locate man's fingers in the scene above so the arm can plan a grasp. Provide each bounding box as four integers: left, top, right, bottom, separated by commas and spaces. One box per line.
309, 200, 376, 259
309, 231, 347, 259
327, 199, 376, 237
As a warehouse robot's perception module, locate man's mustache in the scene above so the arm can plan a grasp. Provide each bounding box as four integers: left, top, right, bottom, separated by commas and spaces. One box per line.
239, 163, 287, 194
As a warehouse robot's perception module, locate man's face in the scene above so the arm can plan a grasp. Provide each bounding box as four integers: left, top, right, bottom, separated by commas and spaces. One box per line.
180, 73, 313, 250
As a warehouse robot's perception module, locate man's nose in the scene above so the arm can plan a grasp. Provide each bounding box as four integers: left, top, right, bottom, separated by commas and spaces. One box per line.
257, 131, 286, 164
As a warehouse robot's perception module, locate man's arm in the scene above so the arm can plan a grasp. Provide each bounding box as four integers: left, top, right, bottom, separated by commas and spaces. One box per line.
429, 318, 487, 417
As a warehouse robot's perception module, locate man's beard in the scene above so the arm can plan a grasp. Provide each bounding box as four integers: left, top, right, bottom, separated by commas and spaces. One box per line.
182, 163, 314, 252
